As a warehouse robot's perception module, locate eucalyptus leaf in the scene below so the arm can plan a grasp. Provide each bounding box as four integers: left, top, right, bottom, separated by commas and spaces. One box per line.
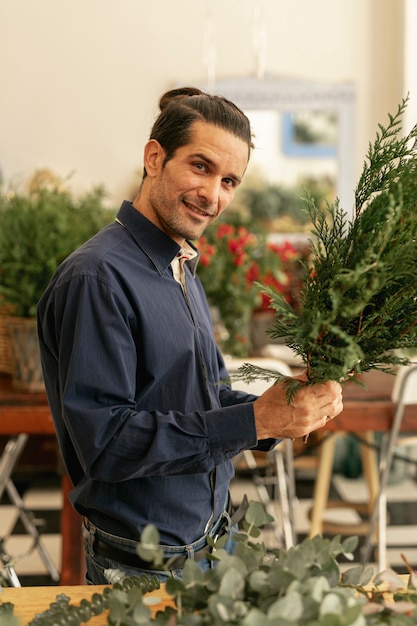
182, 559, 205, 586
307, 575, 331, 602
319, 591, 344, 616
268, 590, 304, 620
241, 607, 270, 626
207, 595, 233, 621
342, 536, 359, 556
245, 500, 274, 527
218, 567, 245, 600
248, 569, 270, 593
342, 565, 374, 587
132, 603, 152, 624
284, 549, 307, 579
343, 603, 367, 625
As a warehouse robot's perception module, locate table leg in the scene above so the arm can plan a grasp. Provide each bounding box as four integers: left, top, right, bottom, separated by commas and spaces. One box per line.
60, 474, 85, 585
359, 431, 379, 511
309, 433, 337, 537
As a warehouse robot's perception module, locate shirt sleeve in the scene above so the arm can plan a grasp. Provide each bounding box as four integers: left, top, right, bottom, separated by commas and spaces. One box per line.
39, 271, 262, 484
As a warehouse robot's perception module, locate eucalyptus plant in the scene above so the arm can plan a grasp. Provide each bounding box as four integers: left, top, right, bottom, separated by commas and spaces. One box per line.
2, 502, 417, 625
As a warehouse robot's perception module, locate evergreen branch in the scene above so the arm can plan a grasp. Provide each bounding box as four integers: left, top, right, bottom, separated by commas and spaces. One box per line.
230, 363, 288, 386
240, 98, 417, 399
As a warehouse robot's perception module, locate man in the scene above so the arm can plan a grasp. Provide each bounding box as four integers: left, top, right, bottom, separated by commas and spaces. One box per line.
37, 87, 343, 584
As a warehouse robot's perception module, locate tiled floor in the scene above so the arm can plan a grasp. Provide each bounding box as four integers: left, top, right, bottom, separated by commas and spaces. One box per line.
1, 446, 417, 586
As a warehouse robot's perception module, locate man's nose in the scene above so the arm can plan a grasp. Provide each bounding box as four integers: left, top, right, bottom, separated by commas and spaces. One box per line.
197, 177, 221, 203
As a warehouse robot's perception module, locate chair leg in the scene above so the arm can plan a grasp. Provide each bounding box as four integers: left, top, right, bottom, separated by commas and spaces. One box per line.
361, 432, 392, 570
309, 434, 337, 537
241, 446, 296, 550
0, 538, 21, 587
5, 478, 60, 582
274, 446, 296, 549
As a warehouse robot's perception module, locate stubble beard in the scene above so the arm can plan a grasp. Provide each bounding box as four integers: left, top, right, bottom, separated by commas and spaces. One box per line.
150, 190, 211, 243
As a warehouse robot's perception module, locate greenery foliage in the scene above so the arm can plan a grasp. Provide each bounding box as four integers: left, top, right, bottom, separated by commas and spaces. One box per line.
238, 98, 417, 399
2, 501, 417, 625
0, 170, 116, 317
231, 175, 335, 233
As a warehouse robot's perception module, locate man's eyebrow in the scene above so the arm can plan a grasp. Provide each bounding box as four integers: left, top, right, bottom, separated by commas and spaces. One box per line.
191, 152, 242, 185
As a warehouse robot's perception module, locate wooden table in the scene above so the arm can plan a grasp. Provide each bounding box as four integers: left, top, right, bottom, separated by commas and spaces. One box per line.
309, 369, 417, 537
0, 375, 84, 585
0, 577, 410, 625
0, 584, 173, 625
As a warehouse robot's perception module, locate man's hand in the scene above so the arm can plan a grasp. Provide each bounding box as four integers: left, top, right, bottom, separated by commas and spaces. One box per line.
253, 374, 343, 441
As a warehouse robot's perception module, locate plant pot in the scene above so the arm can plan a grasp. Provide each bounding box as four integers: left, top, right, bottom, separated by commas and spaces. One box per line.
250, 310, 275, 354
5, 316, 44, 392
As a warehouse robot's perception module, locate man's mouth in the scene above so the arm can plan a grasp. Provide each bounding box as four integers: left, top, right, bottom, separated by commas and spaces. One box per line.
183, 200, 214, 218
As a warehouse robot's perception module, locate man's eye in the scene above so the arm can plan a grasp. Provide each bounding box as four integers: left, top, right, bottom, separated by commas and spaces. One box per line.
194, 162, 207, 172
223, 178, 235, 188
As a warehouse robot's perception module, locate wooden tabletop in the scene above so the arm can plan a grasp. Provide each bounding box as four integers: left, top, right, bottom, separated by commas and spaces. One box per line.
0, 584, 174, 625
0, 369, 408, 436
0, 576, 410, 625
0, 375, 54, 435
326, 370, 417, 432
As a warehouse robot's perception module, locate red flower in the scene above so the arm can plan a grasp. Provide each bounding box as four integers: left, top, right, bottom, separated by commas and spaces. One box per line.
267, 241, 299, 263
196, 237, 216, 266
245, 263, 260, 285
217, 223, 234, 238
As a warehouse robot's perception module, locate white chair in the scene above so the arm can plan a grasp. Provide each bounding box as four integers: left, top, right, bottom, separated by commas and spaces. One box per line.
361, 364, 417, 571
226, 357, 297, 550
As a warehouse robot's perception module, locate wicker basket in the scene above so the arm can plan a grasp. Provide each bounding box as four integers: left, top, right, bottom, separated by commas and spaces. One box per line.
5, 316, 44, 392
0, 303, 15, 375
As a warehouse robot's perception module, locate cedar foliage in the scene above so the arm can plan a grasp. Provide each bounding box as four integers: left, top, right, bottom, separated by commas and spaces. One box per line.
240, 98, 417, 399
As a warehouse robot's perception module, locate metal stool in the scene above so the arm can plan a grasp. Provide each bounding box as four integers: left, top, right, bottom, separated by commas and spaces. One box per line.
361, 365, 417, 571
0, 433, 60, 586
227, 357, 297, 549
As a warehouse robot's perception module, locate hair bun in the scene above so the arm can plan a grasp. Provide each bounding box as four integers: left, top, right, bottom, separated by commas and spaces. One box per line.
159, 87, 204, 111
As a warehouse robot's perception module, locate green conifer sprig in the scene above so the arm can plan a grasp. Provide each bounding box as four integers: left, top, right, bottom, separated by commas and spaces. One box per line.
244, 98, 417, 399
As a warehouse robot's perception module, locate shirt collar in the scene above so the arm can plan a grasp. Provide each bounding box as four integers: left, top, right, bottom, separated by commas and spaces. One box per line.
116, 201, 200, 276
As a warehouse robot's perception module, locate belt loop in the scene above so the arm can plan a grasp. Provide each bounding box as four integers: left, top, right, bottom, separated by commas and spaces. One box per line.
82, 517, 97, 558
185, 545, 195, 560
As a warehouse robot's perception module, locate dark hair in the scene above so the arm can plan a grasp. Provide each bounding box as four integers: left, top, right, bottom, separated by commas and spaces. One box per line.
143, 87, 254, 177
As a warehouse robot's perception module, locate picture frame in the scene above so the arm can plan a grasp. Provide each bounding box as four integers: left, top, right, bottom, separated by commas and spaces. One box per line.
282, 110, 337, 157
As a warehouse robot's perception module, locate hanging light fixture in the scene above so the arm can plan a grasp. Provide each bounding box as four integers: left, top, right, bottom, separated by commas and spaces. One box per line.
202, 3, 216, 90
252, 0, 267, 79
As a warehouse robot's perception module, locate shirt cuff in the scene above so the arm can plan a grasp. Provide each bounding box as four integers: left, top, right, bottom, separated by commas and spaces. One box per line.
206, 401, 258, 463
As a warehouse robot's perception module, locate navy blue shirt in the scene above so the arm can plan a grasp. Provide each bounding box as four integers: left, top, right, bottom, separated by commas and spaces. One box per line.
37, 201, 275, 545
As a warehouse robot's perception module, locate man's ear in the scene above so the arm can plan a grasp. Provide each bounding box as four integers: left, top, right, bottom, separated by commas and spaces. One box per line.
143, 139, 165, 177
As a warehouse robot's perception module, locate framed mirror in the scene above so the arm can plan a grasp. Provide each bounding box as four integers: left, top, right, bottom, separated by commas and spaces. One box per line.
208, 75, 356, 230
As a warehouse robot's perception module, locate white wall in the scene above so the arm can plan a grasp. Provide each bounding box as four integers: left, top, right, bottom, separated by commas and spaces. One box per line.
0, 0, 409, 206
405, 0, 417, 133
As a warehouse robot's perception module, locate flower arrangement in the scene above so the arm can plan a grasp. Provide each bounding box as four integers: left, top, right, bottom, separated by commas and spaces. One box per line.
196, 216, 301, 357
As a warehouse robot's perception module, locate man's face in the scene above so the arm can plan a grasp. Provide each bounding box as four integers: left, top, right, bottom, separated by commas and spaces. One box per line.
142, 121, 249, 245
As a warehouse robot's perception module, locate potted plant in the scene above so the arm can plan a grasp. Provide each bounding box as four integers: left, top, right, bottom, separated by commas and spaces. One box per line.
0, 170, 115, 391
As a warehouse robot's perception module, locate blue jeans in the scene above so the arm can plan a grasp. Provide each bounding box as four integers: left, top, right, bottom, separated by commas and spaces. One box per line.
83, 511, 237, 584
